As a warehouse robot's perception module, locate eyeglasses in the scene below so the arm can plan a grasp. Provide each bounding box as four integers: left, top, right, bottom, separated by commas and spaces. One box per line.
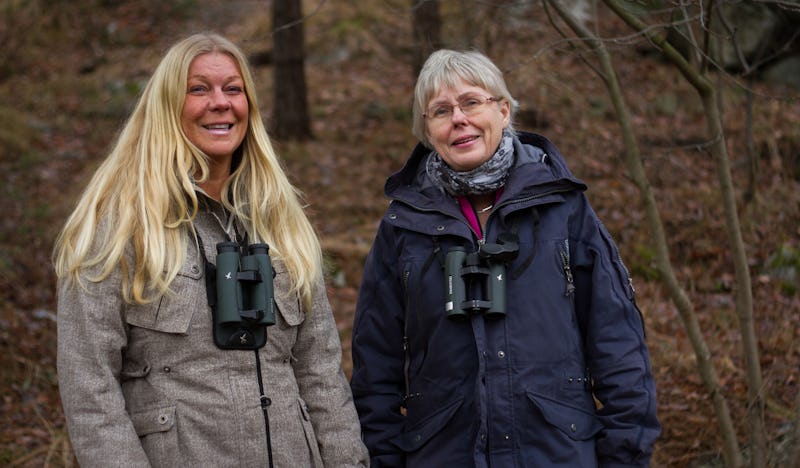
423, 95, 501, 122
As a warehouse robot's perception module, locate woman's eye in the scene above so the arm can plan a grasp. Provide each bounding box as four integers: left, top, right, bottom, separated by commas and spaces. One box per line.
188, 85, 206, 94
432, 106, 451, 118
460, 98, 480, 109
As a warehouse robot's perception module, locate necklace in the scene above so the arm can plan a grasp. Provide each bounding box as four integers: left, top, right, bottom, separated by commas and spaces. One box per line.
208, 204, 238, 243
476, 204, 493, 214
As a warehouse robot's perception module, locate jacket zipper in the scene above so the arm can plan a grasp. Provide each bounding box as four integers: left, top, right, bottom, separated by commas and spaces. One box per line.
559, 240, 576, 298
401, 271, 414, 408
617, 252, 636, 295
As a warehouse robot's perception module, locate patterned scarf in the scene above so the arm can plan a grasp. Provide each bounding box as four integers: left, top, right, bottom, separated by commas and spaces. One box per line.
425, 129, 515, 196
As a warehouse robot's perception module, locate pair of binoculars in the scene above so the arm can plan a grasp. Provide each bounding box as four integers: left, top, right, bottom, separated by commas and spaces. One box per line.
444, 234, 519, 320
213, 241, 276, 349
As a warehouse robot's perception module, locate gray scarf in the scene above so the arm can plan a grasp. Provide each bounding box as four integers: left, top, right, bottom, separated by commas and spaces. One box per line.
425, 129, 515, 196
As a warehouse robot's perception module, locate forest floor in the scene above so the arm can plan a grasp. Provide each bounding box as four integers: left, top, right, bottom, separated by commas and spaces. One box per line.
1, 1, 800, 466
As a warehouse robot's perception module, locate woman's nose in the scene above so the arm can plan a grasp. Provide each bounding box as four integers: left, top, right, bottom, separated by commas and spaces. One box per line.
450, 105, 469, 124
209, 89, 231, 110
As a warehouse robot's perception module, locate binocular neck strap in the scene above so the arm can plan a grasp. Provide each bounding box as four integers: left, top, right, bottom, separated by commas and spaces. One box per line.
254, 348, 275, 468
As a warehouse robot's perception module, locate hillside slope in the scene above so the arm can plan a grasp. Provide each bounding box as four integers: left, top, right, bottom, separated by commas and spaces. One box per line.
1, 1, 799, 466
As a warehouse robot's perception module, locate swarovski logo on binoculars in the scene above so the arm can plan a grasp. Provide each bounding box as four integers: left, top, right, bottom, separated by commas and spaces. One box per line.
445, 233, 519, 320
238, 331, 252, 345
213, 241, 276, 349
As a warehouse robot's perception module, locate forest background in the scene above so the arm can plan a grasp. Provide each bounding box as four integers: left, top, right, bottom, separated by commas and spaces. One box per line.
1, 0, 799, 466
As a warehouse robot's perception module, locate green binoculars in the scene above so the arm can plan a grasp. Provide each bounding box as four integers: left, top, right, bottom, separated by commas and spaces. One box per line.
213, 241, 276, 349
444, 235, 519, 320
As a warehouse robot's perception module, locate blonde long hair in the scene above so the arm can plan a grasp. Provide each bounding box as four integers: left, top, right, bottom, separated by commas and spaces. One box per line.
53, 33, 322, 308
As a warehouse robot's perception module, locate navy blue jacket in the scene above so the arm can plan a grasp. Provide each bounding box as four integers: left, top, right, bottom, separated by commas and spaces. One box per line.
351, 132, 660, 467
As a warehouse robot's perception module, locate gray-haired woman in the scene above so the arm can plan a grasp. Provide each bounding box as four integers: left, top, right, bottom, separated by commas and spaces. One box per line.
351, 49, 660, 467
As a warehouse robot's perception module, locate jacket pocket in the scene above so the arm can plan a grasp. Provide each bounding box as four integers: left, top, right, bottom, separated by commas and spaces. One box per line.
596, 221, 636, 300
125, 261, 203, 334
390, 395, 464, 452
526, 391, 602, 441
131, 405, 176, 435
130, 405, 181, 466
273, 266, 305, 327
296, 397, 324, 467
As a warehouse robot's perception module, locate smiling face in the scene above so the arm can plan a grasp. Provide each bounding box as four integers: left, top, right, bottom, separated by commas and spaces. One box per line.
181, 52, 249, 168
425, 78, 510, 172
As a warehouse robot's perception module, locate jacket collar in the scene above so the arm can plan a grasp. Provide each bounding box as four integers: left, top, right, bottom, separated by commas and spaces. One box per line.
385, 131, 587, 210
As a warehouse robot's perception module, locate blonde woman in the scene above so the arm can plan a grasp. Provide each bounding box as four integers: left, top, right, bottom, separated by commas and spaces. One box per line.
53, 32, 368, 467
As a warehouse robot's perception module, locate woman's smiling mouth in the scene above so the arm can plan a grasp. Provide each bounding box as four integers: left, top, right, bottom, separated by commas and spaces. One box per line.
452, 135, 479, 146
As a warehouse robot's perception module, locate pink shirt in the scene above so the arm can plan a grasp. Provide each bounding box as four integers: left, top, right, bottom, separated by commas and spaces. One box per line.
456, 189, 503, 240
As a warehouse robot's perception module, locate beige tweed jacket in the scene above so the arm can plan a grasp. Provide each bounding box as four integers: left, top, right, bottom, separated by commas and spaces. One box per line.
57, 197, 369, 467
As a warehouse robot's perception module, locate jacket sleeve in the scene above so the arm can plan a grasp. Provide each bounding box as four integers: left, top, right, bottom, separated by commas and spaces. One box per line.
571, 194, 661, 467
292, 273, 370, 467
56, 269, 151, 467
350, 220, 407, 467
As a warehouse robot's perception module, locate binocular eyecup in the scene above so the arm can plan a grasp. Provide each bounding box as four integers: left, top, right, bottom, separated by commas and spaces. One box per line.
444, 234, 519, 320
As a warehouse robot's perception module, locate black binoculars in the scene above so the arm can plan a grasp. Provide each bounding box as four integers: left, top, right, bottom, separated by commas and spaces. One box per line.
444, 234, 519, 320
213, 241, 276, 349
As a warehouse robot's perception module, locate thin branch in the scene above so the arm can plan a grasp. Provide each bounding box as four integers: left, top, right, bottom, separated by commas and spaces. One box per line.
271, 0, 326, 35
540, 0, 607, 79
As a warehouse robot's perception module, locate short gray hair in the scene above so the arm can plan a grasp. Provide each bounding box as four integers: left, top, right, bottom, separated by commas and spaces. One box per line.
412, 49, 518, 147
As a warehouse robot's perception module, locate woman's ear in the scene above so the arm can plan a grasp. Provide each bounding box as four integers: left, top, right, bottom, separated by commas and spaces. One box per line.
423, 126, 432, 147
501, 100, 511, 127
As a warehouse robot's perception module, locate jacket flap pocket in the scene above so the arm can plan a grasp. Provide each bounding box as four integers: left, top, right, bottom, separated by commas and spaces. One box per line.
272, 264, 304, 327
527, 391, 602, 441
274, 295, 304, 326
178, 256, 203, 280
390, 396, 464, 451
126, 297, 195, 334
125, 261, 203, 333
130, 405, 176, 436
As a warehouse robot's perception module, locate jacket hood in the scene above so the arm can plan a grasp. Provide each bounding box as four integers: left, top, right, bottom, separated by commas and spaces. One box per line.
385, 131, 587, 209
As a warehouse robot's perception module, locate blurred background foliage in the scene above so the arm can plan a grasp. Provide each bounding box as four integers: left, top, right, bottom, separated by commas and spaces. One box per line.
1, 0, 799, 466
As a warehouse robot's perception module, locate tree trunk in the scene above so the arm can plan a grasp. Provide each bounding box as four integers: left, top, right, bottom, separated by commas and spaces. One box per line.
600, 1, 766, 466
541, 2, 744, 465
272, 0, 312, 141
744, 75, 758, 204
411, 0, 442, 77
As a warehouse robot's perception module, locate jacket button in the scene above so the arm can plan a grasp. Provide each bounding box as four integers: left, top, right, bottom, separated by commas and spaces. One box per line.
497, 350, 505, 358
389, 213, 397, 220
191, 265, 200, 274
570, 423, 577, 432
158, 414, 169, 425
436, 225, 445, 231
414, 434, 421, 442
163, 367, 171, 373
